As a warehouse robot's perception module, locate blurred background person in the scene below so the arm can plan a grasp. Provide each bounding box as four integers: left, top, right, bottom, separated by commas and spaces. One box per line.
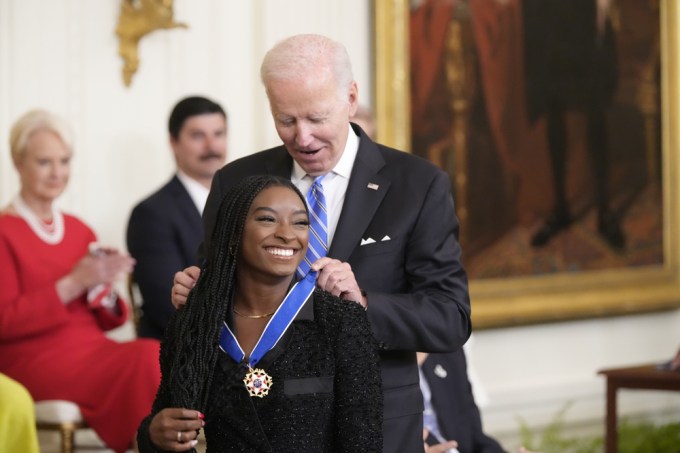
0, 373, 40, 453
127, 95, 227, 339
351, 104, 376, 139
0, 109, 161, 453
420, 351, 541, 453
420, 351, 504, 453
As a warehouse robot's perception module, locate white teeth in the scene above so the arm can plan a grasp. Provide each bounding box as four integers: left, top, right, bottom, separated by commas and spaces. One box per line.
267, 248, 294, 257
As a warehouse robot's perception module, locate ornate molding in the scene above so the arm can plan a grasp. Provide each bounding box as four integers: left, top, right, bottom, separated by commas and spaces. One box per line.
115, 0, 188, 86
374, 0, 410, 150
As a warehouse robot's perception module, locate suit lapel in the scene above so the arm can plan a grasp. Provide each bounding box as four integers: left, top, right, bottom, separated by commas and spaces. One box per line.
329, 137, 389, 262
169, 176, 202, 229
169, 176, 204, 260
260, 142, 388, 263
264, 147, 294, 178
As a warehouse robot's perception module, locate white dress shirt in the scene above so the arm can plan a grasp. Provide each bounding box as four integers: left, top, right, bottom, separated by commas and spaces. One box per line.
176, 170, 210, 214
291, 125, 359, 247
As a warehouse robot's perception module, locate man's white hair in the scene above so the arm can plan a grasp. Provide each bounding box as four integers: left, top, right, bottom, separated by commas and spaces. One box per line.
260, 34, 355, 102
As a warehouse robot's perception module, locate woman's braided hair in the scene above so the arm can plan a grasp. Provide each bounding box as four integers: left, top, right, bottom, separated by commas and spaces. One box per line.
163, 174, 308, 412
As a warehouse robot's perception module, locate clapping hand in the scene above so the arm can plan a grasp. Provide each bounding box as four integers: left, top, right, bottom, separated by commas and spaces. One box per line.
423, 428, 459, 453
57, 246, 135, 303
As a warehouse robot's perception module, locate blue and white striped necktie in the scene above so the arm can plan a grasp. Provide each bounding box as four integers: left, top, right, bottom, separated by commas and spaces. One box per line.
297, 175, 328, 278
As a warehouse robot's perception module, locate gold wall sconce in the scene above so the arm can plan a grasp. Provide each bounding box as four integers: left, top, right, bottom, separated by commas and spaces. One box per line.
115, 0, 188, 86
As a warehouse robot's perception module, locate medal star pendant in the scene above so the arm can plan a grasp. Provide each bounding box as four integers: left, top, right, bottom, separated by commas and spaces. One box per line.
244, 367, 273, 397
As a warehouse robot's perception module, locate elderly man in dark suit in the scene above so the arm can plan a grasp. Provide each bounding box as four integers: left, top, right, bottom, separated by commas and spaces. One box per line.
127, 96, 227, 339
171, 34, 471, 453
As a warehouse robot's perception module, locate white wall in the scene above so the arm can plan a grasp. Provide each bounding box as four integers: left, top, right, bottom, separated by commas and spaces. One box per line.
0, 0, 372, 250
1, 1, 679, 451
471, 311, 680, 449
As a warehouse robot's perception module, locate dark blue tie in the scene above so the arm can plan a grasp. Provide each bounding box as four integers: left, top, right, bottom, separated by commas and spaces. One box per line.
297, 175, 328, 278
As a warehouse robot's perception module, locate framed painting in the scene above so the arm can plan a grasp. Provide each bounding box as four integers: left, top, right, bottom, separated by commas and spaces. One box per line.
375, 0, 680, 328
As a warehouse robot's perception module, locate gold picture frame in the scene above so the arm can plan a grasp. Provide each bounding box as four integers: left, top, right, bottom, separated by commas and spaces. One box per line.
375, 0, 680, 328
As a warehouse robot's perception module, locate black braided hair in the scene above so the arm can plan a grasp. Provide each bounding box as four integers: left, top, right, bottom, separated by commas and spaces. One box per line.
164, 175, 308, 413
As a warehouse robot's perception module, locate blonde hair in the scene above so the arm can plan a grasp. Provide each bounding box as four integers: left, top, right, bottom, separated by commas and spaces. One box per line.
260, 34, 354, 102
10, 110, 74, 163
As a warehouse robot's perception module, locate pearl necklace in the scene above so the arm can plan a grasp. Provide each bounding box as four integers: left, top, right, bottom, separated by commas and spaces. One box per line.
11, 195, 65, 245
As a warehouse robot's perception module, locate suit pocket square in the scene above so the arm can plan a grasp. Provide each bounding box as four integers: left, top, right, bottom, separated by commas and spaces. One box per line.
360, 237, 376, 246
381, 235, 391, 241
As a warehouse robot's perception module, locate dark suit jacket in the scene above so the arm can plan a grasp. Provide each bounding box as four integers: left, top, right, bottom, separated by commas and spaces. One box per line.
138, 290, 383, 452
127, 175, 203, 339
201, 124, 472, 452
422, 351, 505, 453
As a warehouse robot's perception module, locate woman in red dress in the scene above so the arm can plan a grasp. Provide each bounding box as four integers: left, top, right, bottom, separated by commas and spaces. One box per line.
0, 109, 161, 453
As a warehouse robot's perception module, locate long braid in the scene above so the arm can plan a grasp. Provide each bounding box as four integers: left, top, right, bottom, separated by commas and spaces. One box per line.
163, 175, 307, 413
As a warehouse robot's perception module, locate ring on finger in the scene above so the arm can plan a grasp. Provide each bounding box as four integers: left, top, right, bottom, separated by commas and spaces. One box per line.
177, 431, 182, 443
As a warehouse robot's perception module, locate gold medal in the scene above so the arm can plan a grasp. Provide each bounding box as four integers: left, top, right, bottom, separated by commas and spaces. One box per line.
244, 367, 273, 397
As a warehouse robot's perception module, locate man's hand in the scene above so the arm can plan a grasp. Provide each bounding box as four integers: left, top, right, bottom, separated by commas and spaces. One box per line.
171, 266, 200, 309
423, 429, 459, 453
311, 257, 366, 308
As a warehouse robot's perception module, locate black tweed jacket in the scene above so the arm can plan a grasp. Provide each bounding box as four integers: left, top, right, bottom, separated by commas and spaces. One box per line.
138, 290, 383, 452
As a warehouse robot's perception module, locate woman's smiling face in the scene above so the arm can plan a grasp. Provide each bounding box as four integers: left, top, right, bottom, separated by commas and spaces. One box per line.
16, 129, 72, 204
238, 185, 309, 280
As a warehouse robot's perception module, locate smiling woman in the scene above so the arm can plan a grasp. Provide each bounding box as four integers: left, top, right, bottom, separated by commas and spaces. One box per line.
238, 184, 309, 285
0, 110, 161, 453
137, 174, 383, 452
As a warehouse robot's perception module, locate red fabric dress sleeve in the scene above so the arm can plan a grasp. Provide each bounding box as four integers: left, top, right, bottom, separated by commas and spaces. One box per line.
0, 214, 129, 339
91, 295, 128, 331
0, 224, 72, 340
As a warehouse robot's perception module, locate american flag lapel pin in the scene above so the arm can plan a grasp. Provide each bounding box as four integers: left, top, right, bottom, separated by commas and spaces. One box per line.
367, 183, 379, 190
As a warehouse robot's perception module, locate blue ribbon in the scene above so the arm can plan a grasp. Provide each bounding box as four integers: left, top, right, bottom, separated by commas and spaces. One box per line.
219, 272, 316, 367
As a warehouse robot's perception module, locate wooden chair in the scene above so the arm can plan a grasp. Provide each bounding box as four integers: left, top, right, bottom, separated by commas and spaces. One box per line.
35, 400, 108, 453
35, 278, 142, 453
598, 363, 680, 453
126, 273, 143, 333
